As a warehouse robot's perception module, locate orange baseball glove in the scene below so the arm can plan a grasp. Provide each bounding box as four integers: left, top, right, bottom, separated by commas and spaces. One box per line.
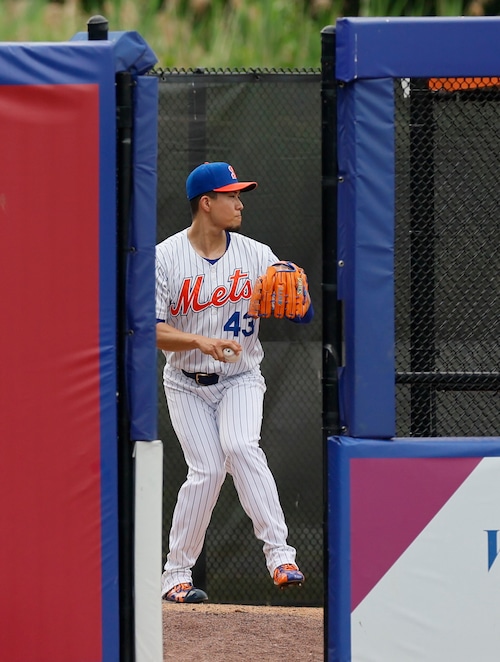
248, 261, 310, 319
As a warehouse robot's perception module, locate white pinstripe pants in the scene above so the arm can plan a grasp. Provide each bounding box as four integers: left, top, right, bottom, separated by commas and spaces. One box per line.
161, 367, 296, 594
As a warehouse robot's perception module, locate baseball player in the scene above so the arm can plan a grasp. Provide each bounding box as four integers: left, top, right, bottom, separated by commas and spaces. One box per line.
156, 161, 313, 603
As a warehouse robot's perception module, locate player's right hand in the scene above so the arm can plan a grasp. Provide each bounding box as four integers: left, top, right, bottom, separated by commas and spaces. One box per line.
197, 336, 242, 363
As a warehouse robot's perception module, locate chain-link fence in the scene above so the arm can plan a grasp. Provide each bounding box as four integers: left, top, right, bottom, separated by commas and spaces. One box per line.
154, 69, 323, 606
394, 77, 500, 437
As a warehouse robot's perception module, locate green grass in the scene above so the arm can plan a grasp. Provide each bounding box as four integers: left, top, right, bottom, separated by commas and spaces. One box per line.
0, 0, 476, 69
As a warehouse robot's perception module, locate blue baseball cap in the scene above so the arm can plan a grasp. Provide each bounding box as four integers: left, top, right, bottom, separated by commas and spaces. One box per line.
186, 162, 258, 200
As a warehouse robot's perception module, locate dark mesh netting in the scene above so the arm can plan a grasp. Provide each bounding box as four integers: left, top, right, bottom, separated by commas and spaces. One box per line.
394, 78, 500, 437
153, 69, 323, 606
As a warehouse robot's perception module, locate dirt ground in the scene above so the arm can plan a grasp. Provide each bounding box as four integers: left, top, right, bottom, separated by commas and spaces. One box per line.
163, 602, 324, 661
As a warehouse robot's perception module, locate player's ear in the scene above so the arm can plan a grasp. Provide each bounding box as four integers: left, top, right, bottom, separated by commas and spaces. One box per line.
199, 194, 212, 212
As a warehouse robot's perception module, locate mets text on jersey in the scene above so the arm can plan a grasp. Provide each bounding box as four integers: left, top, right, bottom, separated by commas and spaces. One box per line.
171, 269, 252, 315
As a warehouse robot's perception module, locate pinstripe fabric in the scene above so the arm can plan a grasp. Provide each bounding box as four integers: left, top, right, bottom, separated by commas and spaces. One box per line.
156, 229, 297, 595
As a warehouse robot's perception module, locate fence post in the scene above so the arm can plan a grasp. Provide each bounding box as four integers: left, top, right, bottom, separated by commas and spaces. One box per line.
321, 23, 341, 662
87, 14, 109, 41
116, 68, 136, 662
321, 27, 341, 438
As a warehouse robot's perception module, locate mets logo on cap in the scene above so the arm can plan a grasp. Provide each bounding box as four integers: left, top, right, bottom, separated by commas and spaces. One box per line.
186, 161, 258, 200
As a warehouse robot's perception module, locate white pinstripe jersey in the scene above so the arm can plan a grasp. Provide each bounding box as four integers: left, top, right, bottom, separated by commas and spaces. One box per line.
156, 228, 278, 376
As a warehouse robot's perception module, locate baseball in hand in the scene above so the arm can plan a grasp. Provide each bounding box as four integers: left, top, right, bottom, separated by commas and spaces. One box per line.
223, 347, 240, 363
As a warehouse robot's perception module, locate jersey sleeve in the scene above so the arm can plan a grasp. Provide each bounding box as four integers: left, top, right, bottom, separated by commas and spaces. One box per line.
155, 251, 170, 323
263, 245, 280, 271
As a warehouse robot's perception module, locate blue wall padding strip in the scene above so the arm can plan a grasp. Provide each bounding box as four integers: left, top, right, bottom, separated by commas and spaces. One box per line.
95, 50, 120, 662
334, 435, 500, 459
326, 438, 352, 662
336, 17, 500, 81
0, 41, 116, 84
127, 75, 159, 442
337, 78, 395, 439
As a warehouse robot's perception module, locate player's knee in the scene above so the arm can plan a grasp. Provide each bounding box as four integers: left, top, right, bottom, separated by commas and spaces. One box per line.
203, 463, 226, 486
224, 439, 261, 465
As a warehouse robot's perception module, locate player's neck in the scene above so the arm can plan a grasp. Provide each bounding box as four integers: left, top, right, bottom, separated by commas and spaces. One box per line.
187, 224, 227, 260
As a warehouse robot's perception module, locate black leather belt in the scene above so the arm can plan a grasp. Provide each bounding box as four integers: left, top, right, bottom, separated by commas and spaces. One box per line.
182, 370, 219, 386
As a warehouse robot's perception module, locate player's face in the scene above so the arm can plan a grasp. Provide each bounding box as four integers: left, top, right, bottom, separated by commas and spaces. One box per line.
210, 191, 244, 231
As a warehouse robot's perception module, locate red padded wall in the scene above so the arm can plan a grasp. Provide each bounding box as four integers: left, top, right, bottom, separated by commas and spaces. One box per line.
0, 84, 103, 662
